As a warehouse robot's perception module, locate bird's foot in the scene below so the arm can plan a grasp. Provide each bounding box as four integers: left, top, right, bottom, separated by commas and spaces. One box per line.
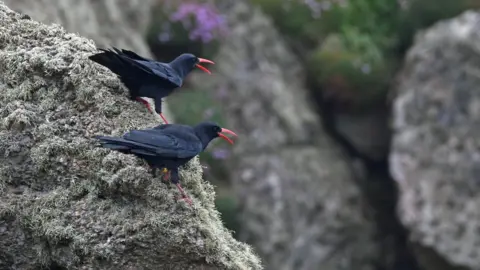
175, 183, 192, 206
177, 195, 193, 206
159, 113, 169, 124
161, 168, 170, 183
136, 97, 154, 114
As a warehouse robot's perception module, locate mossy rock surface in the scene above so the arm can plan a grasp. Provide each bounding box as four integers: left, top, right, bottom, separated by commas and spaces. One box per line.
0, 3, 261, 270
308, 34, 392, 109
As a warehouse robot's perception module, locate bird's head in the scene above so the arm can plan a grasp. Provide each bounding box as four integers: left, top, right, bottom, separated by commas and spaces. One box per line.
194, 121, 237, 148
170, 53, 215, 77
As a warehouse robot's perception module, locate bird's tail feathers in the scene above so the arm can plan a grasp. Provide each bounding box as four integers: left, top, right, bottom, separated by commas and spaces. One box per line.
89, 48, 152, 77
118, 48, 150, 61
94, 135, 156, 156
89, 48, 155, 98
88, 49, 128, 76
95, 135, 131, 146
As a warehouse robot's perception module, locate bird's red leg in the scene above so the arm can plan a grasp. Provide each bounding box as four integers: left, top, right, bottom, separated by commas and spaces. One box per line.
175, 183, 192, 206
135, 97, 153, 114
159, 113, 169, 124
135, 97, 168, 124
163, 169, 192, 205
161, 168, 170, 182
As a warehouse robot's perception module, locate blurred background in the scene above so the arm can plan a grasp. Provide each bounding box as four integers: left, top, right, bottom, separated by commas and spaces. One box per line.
6, 0, 480, 269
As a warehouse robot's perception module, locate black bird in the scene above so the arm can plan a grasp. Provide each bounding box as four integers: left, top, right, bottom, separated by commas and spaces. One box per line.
95, 121, 237, 205
88, 47, 215, 124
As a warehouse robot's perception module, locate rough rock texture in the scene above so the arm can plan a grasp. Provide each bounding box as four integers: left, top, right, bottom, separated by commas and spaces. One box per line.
3, 0, 153, 56
390, 10, 480, 270
191, 2, 381, 270
0, 2, 261, 269
3, 0, 171, 122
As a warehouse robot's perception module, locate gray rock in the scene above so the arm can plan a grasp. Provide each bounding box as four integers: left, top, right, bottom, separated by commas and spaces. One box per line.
3, 0, 172, 122
3, 0, 154, 55
0, 2, 261, 269
191, 2, 380, 270
390, 10, 480, 270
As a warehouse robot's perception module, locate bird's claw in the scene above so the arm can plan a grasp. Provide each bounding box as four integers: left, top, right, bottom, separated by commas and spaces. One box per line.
159, 113, 169, 124
175, 183, 192, 206
177, 195, 193, 206
161, 168, 170, 182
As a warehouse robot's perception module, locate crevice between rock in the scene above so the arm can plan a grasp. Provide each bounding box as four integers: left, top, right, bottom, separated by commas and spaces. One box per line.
307, 75, 421, 270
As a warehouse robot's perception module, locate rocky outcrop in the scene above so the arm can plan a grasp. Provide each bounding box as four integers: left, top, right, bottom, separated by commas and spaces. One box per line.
0, 2, 261, 269
390, 10, 480, 270
3, 0, 171, 123
191, 2, 381, 270
3, 0, 153, 56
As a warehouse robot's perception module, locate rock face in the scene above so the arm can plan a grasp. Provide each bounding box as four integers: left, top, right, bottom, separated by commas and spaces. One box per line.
191, 2, 381, 270
3, 0, 153, 56
0, 2, 261, 270
390, 11, 480, 270
3, 0, 172, 122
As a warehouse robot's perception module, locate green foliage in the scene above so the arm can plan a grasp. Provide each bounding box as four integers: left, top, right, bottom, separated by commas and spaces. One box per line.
249, 0, 320, 44
308, 34, 393, 108
215, 195, 241, 238
252, 0, 477, 109
166, 88, 226, 126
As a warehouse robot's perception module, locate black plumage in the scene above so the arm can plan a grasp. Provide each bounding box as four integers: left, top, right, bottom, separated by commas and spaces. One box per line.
89, 47, 214, 124
95, 121, 237, 205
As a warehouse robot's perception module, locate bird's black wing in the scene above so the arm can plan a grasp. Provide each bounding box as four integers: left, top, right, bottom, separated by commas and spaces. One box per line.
123, 128, 202, 158
89, 48, 156, 99
95, 135, 159, 156
111, 47, 182, 88
117, 48, 152, 62
148, 124, 197, 138
140, 61, 182, 88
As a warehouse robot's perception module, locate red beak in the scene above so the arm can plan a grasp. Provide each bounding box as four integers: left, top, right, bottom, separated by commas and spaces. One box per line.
195, 58, 215, 75
217, 128, 237, 145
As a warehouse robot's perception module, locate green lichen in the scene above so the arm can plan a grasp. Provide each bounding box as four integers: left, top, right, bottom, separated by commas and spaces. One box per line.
252, 0, 476, 110
308, 33, 393, 109
0, 3, 262, 269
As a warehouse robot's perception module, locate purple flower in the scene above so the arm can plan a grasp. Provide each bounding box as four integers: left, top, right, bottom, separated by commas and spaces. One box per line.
158, 32, 171, 42
169, 2, 228, 43
301, 0, 338, 18
212, 148, 230, 160
157, 22, 172, 42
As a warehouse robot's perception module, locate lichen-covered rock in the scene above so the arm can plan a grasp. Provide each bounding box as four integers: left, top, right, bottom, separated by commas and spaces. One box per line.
2, 0, 171, 122
3, 0, 154, 55
390, 10, 480, 270
0, 2, 261, 269
191, 2, 381, 270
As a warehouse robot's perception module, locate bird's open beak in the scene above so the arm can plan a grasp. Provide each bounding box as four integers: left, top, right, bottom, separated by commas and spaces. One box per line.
195, 58, 215, 75
218, 128, 237, 145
